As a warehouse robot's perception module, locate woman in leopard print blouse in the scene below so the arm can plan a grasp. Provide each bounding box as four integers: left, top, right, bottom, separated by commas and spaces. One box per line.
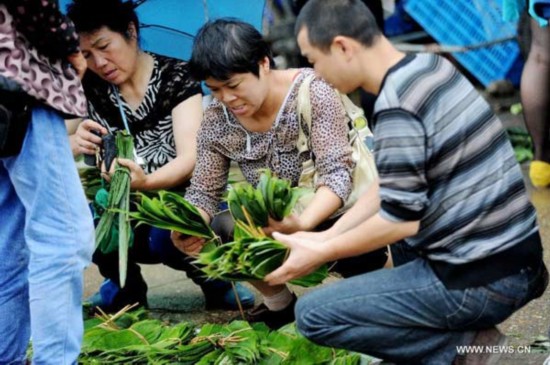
173, 19, 388, 330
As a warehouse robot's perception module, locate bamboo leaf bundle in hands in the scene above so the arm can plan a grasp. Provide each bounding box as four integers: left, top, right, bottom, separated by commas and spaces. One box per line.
94, 131, 134, 287
214, 170, 326, 287
196, 226, 328, 288
227, 169, 305, 230
128, 190, 218, 252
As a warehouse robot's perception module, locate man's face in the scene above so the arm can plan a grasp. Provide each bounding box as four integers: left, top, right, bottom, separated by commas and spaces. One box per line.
297, 27, 352, 93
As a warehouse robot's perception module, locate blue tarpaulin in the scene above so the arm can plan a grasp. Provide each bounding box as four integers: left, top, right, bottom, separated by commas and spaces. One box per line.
60, 0, 266, 61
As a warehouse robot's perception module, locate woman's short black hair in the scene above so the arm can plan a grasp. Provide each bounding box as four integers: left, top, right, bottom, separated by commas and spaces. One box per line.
67, 0, 139, 39
189, 18, 274, 81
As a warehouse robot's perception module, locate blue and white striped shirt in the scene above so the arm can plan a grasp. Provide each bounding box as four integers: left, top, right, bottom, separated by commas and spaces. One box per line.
374, 53, 538, 264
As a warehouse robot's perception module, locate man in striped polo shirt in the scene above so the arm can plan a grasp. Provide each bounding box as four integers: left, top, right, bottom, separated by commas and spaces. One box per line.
265, 0, 548, 363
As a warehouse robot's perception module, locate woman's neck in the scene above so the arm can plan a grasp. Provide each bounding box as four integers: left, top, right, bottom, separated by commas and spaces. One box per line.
253, 69, 299, 125
118, 52, 154, 110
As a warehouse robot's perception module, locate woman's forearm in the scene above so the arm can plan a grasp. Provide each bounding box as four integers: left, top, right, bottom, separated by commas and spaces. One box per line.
137, 155, 194, 191
298, 186, 342, 231
327, 180, 380, 237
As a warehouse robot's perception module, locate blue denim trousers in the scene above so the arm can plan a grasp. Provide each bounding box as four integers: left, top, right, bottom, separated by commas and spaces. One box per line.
296, 257, 547, 365
91, 225, 228, 307
0, 107, 94, 364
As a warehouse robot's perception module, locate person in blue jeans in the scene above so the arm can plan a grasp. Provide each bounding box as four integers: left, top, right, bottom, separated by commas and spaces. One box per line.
66, 0, 254, 313
265, 1, 549, 364
0, 1, 94, 363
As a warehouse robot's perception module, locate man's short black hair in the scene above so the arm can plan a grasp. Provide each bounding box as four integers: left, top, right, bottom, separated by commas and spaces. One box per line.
189, 18, 274, 81
295, 0, 382, 52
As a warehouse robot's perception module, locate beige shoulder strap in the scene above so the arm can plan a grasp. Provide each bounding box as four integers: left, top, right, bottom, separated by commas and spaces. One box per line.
296, 74, 316, 154
340, 93, 365, 123
296, 73, 371, 149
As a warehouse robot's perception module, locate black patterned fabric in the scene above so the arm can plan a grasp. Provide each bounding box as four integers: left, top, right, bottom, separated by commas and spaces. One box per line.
5, 0, 81, 59
83, 53, 202, 173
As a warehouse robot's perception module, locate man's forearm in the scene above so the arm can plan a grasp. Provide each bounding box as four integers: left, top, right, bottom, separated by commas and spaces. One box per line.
325, 213, 419, 262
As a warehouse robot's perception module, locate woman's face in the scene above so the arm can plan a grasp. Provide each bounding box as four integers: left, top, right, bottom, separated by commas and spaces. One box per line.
204, 60, 270, 118
79, 25, 139, 85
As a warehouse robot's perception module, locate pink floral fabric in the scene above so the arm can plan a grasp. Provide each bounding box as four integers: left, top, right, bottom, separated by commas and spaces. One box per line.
0, 4, 86, 117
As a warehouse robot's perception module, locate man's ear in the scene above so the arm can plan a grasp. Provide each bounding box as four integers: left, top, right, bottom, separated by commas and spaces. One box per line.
332, 36, 355, 60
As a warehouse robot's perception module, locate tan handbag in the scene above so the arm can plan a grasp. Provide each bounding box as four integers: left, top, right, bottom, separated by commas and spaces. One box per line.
295, 74, 378, 217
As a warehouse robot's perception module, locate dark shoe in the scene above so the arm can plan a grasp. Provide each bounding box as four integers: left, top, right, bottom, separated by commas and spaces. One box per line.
242, 294, 297, 330
203, 282, 255, 310
453, 327, 508, 365
84, 279, 148, 314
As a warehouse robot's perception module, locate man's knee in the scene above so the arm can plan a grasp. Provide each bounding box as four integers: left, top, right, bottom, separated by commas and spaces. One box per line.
295, 293, 336, 345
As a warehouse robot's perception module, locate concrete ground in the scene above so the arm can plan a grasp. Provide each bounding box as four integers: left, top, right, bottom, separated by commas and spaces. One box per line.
82, 90, 550, 364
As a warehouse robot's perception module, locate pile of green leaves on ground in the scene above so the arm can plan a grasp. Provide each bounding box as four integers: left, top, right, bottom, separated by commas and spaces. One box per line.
506, 126, 534, 163
228, 169, 305, 228
79, 309, 372, 364
94, 131, 134, 287
127, 190, 218, 252
80, 309, 198, 364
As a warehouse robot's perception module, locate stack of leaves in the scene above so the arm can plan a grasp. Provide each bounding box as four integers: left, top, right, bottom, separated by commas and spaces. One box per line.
273, 323, 364, 364
192, 321, 262, 364
78, 307, 371, 364
94, 131, 134, 287
257, 169, 304, 221
196, 222, 328, 288
228, 169, 304, 228
80, 308, 200, 364
228, 183, 268, 227
128, 190, 218, 252
506, 126, 534, 163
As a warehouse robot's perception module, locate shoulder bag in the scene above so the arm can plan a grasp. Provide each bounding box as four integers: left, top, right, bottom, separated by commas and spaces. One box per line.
294, 74, 378, 217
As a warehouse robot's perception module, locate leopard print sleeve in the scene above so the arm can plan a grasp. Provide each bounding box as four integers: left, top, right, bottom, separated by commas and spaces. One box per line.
308, 76, 354, 203
185, 105, 231, 218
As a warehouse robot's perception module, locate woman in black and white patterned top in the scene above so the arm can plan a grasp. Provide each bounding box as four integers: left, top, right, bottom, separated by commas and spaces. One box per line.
65, 0, 255, 314
68, 32, 200, 187
83, 52, 199, 176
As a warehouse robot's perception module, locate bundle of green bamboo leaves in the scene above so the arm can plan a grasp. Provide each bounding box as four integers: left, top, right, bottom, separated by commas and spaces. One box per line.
197, 169, 328, 287
228, 169, 305, 228
79, 308, 369, 364
125, 171, 327, 288
94, 131, 134, 287
195, 235, 328, 287
128, 190, 218, 252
